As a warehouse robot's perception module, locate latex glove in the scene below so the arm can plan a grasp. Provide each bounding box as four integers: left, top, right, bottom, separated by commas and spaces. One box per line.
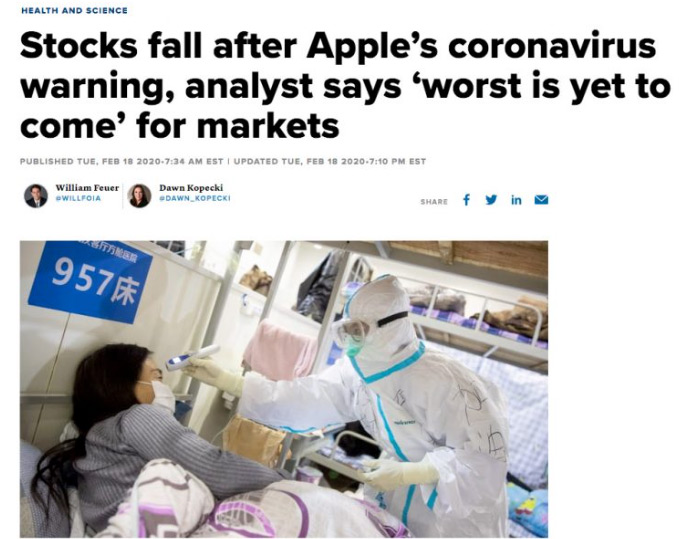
183, 358, 244, 397
363, 458, 439, 492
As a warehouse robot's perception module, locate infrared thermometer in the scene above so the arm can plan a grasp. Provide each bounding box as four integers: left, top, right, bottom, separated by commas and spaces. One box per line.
166, 344, 220, 371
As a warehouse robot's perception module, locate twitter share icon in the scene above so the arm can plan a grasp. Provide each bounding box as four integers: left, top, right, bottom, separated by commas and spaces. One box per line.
485, 194, 497, 205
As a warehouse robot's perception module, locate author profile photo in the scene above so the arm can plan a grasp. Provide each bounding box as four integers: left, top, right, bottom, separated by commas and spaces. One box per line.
25, 184, 47, 208
129, 184, 151, 208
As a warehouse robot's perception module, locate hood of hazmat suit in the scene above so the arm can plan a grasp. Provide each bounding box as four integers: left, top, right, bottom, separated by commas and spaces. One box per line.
343, 275, 417, 362
239, 275, 509, 538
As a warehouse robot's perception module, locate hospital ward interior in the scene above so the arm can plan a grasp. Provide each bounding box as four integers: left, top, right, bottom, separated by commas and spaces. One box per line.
20, 241, 548, 538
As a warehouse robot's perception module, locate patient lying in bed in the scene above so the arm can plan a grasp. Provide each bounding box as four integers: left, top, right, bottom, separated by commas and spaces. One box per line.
98, 459, 411, 538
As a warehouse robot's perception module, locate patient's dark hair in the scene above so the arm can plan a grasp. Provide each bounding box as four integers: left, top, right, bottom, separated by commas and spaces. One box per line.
30, 343, 151, 515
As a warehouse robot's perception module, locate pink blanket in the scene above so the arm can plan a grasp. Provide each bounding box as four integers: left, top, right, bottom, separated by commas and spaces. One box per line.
243, 320, 318, 381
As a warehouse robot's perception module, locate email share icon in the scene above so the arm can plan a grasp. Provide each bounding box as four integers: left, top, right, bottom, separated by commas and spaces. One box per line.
534, 195, 549, 205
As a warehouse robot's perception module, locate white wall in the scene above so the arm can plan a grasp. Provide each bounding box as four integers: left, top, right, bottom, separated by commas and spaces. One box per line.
20, 241, 221, 450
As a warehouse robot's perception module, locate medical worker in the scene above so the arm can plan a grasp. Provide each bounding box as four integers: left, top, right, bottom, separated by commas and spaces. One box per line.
185, 275, 509, 537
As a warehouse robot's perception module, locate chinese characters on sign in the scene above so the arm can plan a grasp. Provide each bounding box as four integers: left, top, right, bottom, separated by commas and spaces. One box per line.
28, 241, 153, 324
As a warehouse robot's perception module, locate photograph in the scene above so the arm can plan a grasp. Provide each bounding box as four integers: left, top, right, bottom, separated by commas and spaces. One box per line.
129, 184, 151, 208
20, 240, 547, 538
25, 184, 48, 208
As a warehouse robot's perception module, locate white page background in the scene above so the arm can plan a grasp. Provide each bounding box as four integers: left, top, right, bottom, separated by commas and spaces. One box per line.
3, 1, 678, 536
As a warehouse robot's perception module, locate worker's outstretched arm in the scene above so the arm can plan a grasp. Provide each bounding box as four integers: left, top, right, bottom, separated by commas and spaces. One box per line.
184, 358, 244, 396
185, 357, 360, 432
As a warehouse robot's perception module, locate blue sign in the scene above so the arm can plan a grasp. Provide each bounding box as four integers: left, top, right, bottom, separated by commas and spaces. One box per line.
28, 241, 153, 324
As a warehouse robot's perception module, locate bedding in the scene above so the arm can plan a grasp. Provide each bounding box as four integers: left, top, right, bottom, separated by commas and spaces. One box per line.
405, 284, 467, 314
98, 458, 411, 538
20, 440, 71, 538
409, 305, 549, 349
508, 519, 542, 538
507, 483, 548, 537
20, 440, 87, 538
473, 307, 548, 342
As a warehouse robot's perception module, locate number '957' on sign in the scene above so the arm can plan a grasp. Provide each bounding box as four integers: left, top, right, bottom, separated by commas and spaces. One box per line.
28, 241, 153, 324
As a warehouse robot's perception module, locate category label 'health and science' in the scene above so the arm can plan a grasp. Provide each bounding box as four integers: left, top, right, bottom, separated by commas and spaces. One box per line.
28, 241, 153, 324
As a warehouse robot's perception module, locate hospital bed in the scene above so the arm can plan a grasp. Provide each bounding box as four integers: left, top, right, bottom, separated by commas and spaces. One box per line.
20, 440, 410, 538
398, 276, 547, 374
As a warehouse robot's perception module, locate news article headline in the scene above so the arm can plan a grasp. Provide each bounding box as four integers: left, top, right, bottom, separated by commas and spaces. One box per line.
19, 30, 671, 140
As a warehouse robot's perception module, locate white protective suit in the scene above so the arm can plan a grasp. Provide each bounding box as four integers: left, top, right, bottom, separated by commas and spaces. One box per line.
238, 276, 509, 537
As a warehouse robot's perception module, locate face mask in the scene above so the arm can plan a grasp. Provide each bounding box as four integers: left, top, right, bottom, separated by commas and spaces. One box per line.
138, 380, 176, 414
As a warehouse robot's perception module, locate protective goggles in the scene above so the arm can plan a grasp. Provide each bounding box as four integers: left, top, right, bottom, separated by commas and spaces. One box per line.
331, 311, 409, 350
